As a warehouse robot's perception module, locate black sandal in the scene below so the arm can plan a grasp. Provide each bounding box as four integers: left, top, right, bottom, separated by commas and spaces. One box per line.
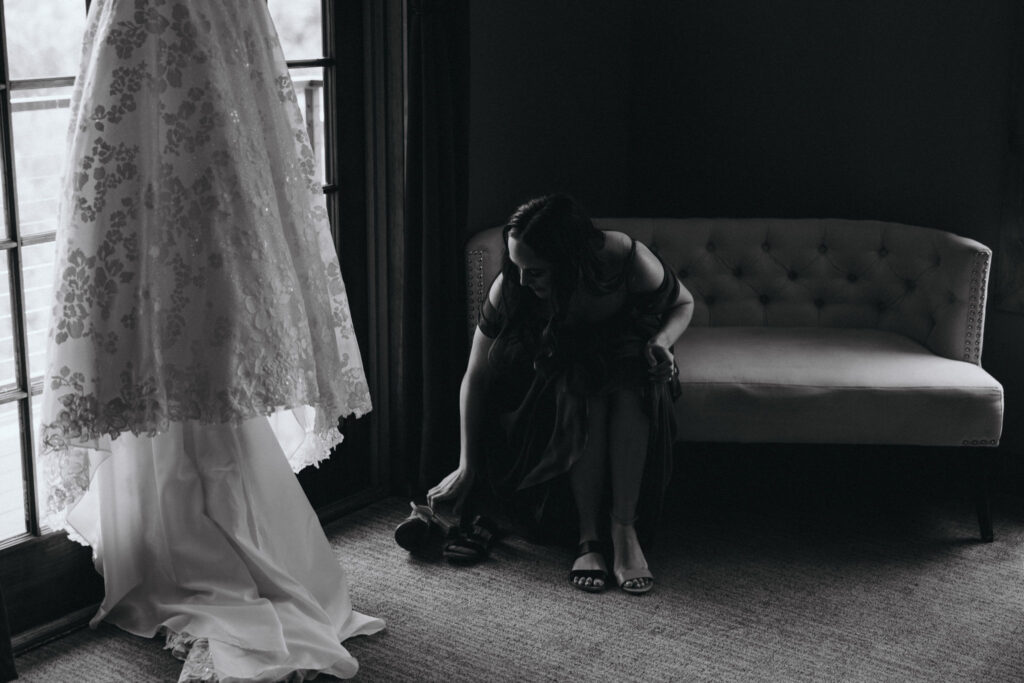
394, 502, 456, 559
568, 540, 609, 593
443, 515, 499, 565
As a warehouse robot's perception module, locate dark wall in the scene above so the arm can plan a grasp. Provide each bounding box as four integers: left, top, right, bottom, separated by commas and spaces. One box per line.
467, 0, 633, 230
629, 0, 1014, 243
467, 0, 1022, 460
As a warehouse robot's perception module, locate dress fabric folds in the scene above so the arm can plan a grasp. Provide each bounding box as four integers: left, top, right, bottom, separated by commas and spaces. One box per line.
472, 243, 680, 544
38, 0, 383, 679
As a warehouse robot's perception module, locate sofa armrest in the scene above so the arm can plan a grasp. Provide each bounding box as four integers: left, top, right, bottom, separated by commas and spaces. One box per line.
919, 235, 991, 365
464, 226, 504, 341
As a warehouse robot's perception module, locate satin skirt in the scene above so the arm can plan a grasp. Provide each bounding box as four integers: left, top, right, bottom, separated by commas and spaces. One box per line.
66, 416, 384, 681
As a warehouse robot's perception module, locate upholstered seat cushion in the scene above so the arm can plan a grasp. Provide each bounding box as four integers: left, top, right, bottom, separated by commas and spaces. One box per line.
674, 327, 1004, 446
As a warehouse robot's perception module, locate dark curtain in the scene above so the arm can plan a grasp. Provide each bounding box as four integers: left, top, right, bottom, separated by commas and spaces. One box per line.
994, 0, 1024, 312
396, 0, 471, 494
0, 582, 15, 682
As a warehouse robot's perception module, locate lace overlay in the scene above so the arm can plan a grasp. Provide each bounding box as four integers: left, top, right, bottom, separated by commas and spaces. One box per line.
40, 0, 371, 529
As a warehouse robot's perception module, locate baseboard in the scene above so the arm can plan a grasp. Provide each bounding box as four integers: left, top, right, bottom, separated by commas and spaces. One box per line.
315, 486, 389, 526
12, 603, 97, 655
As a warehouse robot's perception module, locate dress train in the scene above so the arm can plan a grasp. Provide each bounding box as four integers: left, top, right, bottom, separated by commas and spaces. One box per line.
67, 416, 384, 681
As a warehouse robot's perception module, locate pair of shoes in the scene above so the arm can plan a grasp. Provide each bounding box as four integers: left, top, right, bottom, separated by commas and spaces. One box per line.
568, 540, 609, 593
394, 501, 456, 560
443, 515, 500, 565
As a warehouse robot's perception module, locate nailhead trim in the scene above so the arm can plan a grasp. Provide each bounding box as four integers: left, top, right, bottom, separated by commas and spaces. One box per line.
962, 438, 999, 446
466, 249, 486, 340
963, 250, 990, 365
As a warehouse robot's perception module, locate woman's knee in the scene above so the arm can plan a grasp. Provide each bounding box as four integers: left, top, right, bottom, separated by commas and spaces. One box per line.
608, 386, 647, 426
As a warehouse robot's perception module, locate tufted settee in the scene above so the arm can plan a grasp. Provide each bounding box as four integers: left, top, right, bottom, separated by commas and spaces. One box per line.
464, 218, 1005, 539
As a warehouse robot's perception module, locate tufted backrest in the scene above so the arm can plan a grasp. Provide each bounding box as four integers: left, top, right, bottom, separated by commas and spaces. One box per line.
464, 218, 992, 365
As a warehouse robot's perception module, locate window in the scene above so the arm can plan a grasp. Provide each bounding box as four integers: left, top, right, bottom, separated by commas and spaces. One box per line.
0, 0, 375, 642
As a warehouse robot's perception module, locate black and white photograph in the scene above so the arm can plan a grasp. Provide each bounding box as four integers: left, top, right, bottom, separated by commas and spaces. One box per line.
1, 1, 1022, 681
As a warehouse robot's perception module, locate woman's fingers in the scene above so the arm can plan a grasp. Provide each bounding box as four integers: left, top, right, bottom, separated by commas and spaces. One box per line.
645, 341, 673, 368
648, 357, 674, 381
428, 470, 461, 507
644, 343, 657, 366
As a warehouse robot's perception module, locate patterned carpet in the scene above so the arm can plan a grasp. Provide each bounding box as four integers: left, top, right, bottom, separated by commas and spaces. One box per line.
14, 458, 1024, 682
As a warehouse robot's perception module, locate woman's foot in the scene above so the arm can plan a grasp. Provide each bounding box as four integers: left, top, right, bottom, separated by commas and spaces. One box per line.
569, 539, 609, 592
610, 517, 654, 594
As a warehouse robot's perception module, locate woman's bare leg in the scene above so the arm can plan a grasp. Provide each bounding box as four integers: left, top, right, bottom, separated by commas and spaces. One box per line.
607, 387, 653, 591
569, 394, 609, 589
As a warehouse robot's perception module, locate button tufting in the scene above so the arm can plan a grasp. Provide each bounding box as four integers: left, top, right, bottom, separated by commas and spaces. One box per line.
905, 279, 916, 292
934, 256, 941, 266
876, 301, 886, 312
814, 298, 825, 308
761, 242, 770, 252
759, 294, 770, 305
878, 247, 888, 257
847, 273, 858, 283
706, 241, 716, 252
705, 295, 716, 305
678, 269, 688, 279
818, 244, 828, 254
733, 266, 743, 278
788, 270, 798, 281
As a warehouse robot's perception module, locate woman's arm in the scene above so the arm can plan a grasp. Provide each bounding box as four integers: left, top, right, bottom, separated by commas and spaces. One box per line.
457, 325, 496, 470
623, 237, 694, 370
427, 274, 502, 509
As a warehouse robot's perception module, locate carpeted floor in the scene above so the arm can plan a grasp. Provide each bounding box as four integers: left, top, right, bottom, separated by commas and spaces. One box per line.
14, 456, 1024, 682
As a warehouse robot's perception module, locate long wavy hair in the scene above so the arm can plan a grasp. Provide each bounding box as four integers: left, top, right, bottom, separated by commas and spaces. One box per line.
492, 194, 619, 371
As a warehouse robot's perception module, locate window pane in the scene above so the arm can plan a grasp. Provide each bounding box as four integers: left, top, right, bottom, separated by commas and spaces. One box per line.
31, 390, 47, 531
0, 253, 15, 389
290, 67, 326, 185
0, 160, 7, 241
267, 0, 323, 60
0, 400, 26, 541
11, 85, 72, 236
21, 241, 55, 382
4, 0, 87, 81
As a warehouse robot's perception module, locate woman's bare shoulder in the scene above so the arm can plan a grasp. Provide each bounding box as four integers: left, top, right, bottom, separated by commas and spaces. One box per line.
488, 272, 504, 306
596, 230, 634, 264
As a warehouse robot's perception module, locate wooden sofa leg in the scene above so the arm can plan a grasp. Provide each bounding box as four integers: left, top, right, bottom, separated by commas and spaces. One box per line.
974, 449, 997, 542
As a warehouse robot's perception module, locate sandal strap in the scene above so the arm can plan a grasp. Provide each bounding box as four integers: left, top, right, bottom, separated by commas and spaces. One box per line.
568, 568, 608, 580
575, 540, 606, 558
468, 523, 493, 544
615, 567, 653, 584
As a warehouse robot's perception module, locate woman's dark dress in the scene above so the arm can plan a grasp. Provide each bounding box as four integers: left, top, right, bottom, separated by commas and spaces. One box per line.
468, 240, 681, 545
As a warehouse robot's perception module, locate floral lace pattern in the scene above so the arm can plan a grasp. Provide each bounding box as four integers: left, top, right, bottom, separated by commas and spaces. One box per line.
40, 0, 371, 527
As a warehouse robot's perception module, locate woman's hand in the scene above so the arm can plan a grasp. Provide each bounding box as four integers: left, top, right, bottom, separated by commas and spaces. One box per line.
427, 465, 475, 512
644, 339, 675, 382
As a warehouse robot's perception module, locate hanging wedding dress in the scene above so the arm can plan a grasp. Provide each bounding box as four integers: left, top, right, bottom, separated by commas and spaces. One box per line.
37, 0, 383, 680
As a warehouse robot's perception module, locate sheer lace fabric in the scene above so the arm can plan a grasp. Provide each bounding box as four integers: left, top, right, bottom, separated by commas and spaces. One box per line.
39, 0, 371, 530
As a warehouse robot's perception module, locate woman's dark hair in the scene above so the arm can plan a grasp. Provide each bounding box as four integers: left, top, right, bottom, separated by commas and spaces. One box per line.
493, 194, 619, 370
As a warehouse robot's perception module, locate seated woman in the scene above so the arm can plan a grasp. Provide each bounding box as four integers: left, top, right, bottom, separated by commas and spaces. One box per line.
427, 194, 693, 594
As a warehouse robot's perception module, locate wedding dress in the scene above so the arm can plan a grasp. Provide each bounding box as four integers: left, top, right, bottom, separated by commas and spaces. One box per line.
37, 0, 383, 679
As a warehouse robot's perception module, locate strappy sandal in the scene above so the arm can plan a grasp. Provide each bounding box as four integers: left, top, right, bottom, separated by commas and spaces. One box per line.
443, 515, 499, 565
568, 540, 609, 593
394, 501, 456, 559
611, 514, 654, 595
614, 567, 654, 595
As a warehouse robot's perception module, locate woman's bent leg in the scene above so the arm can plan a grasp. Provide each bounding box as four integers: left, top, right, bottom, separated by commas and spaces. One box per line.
607, 387, 650, 522
607, 387, 654, 592
568, 395, 609, 589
